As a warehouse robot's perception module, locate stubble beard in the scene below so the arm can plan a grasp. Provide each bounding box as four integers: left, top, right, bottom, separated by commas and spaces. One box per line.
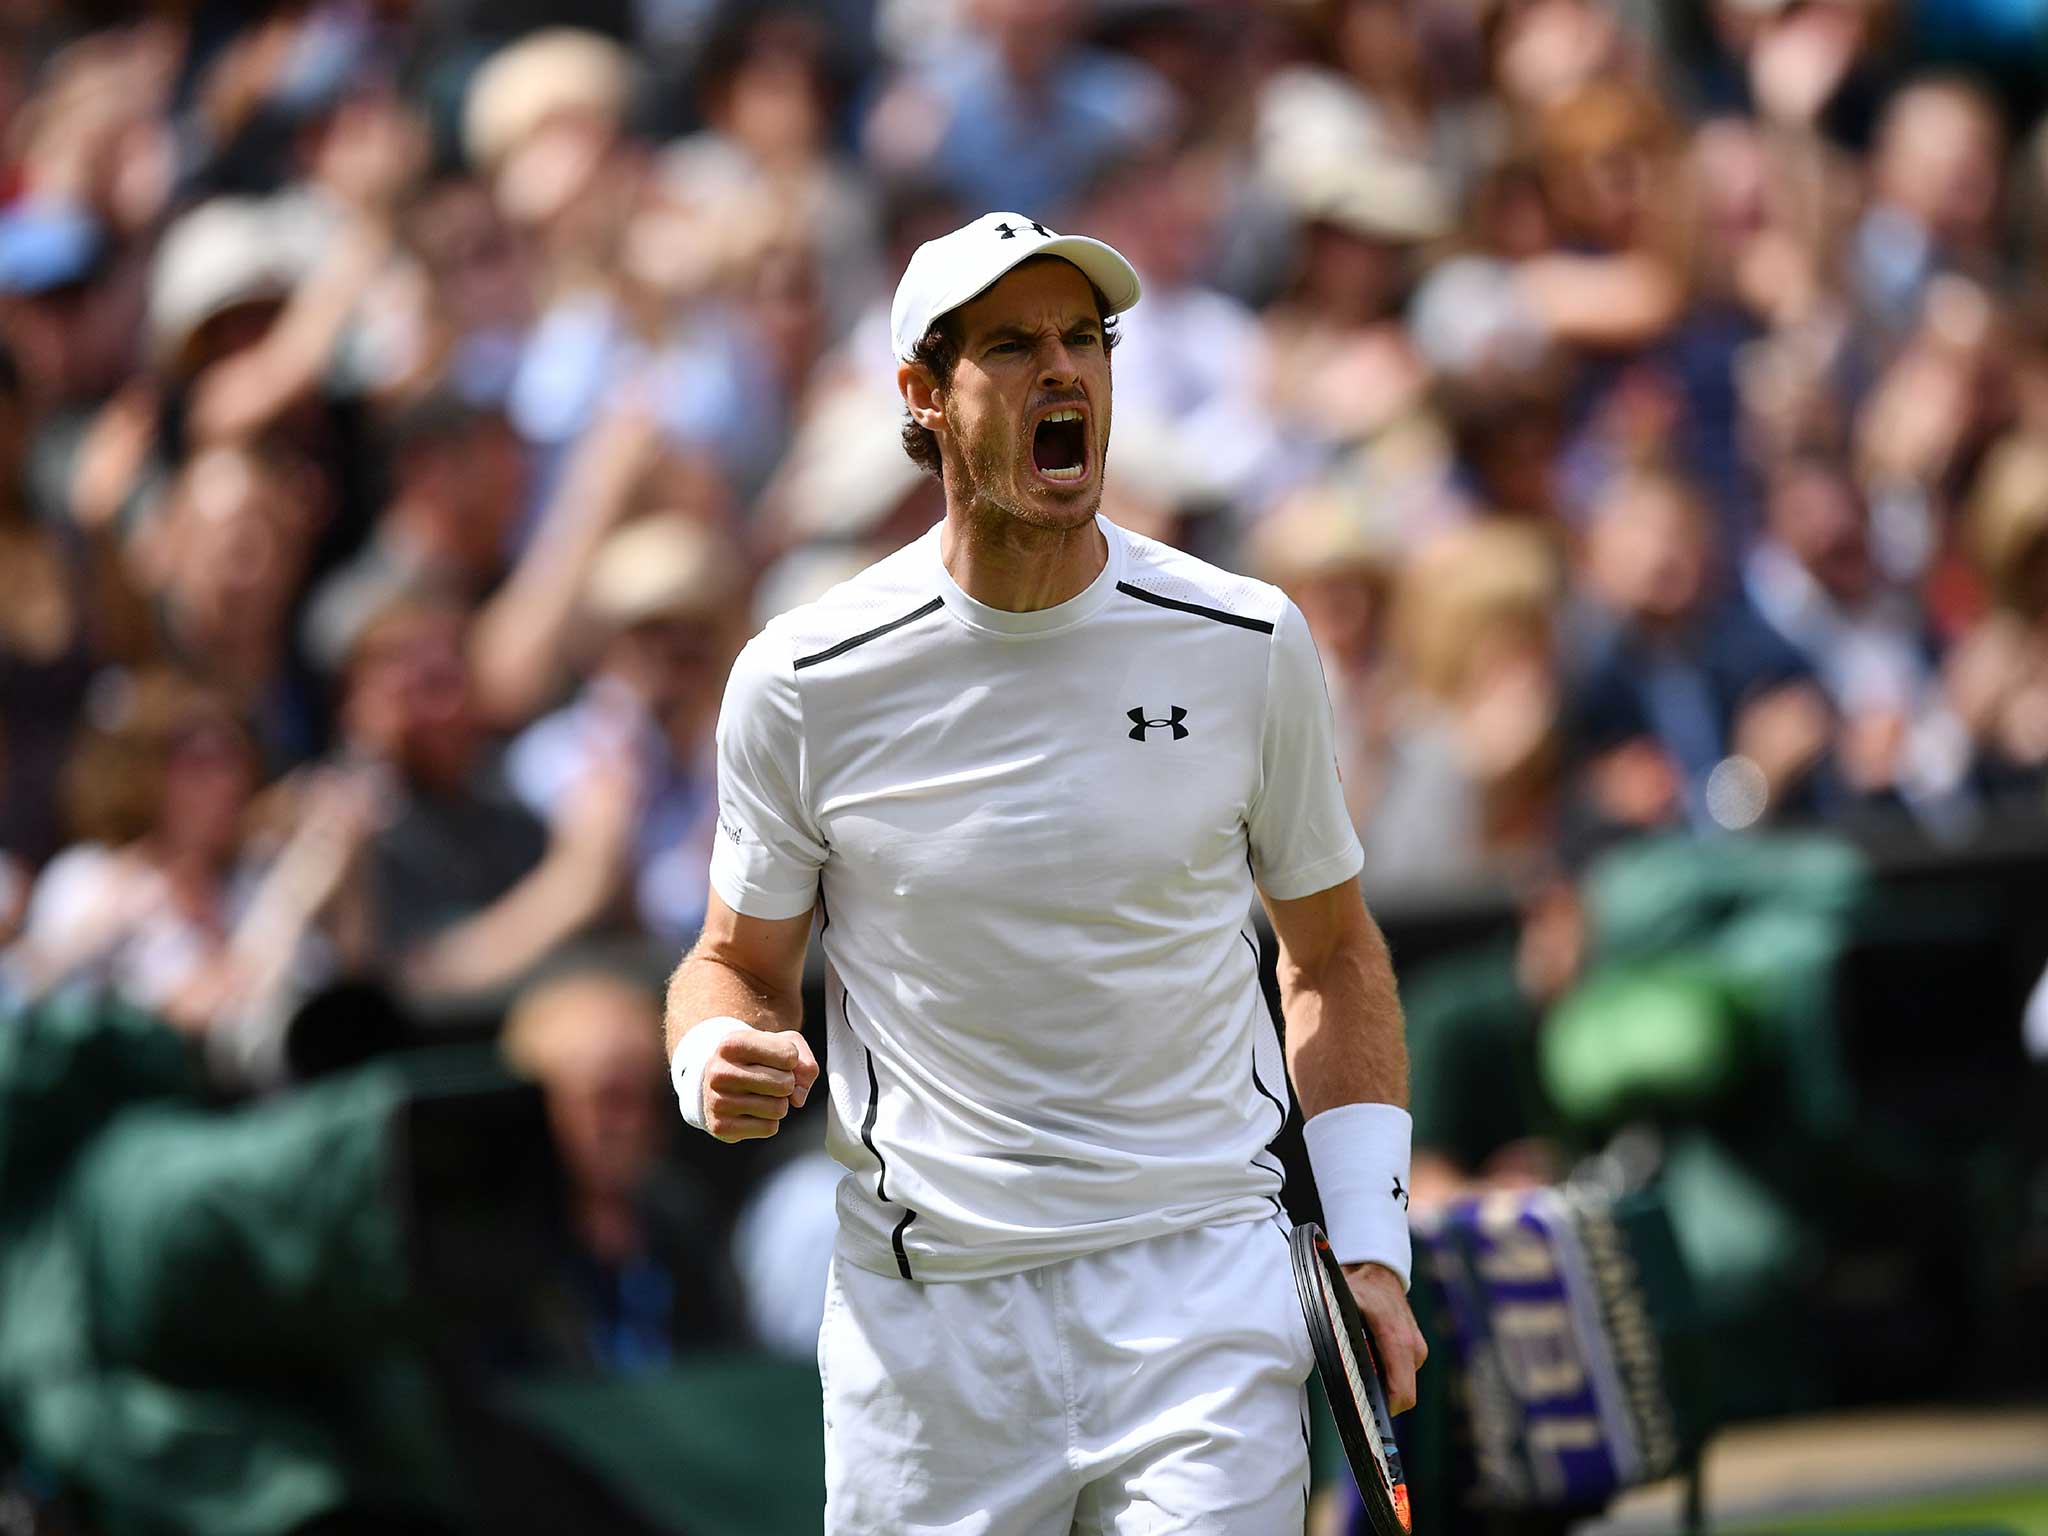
950, 416, 1106, 537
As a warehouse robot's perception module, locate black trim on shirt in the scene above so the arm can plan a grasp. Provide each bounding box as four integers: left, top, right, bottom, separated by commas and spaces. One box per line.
859, 1037, 917, 1280
1242, 929, 1291, 1218
1116, 581, 1275, 634
1241, 930, 1291, 1125
889, 1210, 917, 1281
1298, 1396, 1313, 1518
794, 597, 944, 670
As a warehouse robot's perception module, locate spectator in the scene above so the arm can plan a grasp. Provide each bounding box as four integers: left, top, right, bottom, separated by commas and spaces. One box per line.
1745, 454, 1970, 808
1692, 0, 1893, 147
1246, 481, 1401, 833
1854, 74, 2008, 336
1569, 467, 1833, 833
303, 393, 528, 673
663, 3, 882, 341
1080, 147, 1287, 511
1257, 0, 1491, 222
338, 598, 631, 1008
648, 210, 832, 504
1518, 78, 1689, 356
507, 514, 745, 946
135, 443, 328, 767
384, 174, 534, 406
1256, 121, 1448, 458
462, 28, 635, 248
1375, 522, 1566, 891
499, 968, 739, 1372
2, 670, 349, 1042
0, 200, 122, 422
467, 396, 698, 727
477, 30, 649, 461
1949, 432, 2048, 803
862, 0, 1175, 219
1437, 367, 1574, 531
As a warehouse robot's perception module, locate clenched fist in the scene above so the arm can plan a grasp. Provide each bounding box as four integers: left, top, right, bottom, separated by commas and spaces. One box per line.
700, 1027, 820, 1143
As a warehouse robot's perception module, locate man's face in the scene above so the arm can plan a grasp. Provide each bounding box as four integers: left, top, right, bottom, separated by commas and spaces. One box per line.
1770, 463, 1870, 602
1587, 482, 1707, 628
927, 258, 1113, 534
348, 609, 479, 789
538, 995, 667, 1201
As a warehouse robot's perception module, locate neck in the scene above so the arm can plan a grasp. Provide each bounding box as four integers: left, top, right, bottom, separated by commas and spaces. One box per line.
940, 501, 1107, 613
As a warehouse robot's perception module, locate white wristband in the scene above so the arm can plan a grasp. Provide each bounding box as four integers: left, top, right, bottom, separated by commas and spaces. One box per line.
1301, 1102, 1414, 1291
671, 1016, 751, 1132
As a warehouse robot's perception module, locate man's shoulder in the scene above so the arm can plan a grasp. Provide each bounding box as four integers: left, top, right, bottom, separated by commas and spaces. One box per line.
1113, 524, 1289, 638
748, 532, 943, 680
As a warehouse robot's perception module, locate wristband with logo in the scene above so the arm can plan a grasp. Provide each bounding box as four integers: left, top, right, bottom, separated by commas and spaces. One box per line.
670, 1016, 752, 1132
1302, 1101, 1414, 1291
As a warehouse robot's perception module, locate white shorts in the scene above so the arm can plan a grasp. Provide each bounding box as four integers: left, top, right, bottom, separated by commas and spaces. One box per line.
819, 1217, 1314, 1535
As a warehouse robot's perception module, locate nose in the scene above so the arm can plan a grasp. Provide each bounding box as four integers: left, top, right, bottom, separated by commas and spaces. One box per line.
1039, 339, 1078, 390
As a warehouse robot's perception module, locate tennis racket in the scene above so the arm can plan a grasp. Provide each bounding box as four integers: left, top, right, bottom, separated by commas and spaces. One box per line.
1289, 1221, 1412, 1535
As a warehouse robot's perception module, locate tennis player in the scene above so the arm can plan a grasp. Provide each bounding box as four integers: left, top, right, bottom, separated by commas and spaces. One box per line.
666, 212, 1425, 1533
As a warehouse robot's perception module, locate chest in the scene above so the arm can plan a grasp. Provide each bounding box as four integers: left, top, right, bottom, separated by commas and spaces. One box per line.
804, 632, 1265, 907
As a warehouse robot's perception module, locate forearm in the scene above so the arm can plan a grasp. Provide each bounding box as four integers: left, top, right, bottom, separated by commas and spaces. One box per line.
1280, 908, 1408, 1119
401, 848, 610, 998
470, 415, 653, 726
1518, 252, 1684, 350
663, 944, 804, 1057
189, 220, 392, 444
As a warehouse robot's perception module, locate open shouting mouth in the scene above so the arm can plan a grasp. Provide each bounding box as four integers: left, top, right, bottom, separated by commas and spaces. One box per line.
1030, 404, 1090, 486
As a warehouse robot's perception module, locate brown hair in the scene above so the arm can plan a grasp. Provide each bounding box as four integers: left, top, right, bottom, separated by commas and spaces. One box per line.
1969, 433, 2048, 612
61, 668, 252, 846
1394, 524, 1562, 701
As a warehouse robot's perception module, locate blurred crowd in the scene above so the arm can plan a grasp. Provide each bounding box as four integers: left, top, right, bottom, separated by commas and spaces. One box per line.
1, 0, 2047, 1370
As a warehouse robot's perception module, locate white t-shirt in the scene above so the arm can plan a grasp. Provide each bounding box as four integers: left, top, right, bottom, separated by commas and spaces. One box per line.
710, 516, 1364, 1281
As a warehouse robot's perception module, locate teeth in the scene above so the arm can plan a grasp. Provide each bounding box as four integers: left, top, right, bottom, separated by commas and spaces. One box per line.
1044, 408, 1082, 423
1042, 464, 1086, 481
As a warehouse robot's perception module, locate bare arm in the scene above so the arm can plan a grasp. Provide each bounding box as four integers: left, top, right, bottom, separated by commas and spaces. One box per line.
468, 405, 661, 728
400, 759, 635, 999
187, 219, 392, 445
187, 99, 424, 447
1263, 877, 1428, 1412
1264, 878, 1406, 1120
665, 891, 818, 1142
665, 891, 811, 1049
1518, 251, 1685, 352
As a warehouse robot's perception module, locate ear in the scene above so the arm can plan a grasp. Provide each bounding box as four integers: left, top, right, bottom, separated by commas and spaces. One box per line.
898, 361, 945, 433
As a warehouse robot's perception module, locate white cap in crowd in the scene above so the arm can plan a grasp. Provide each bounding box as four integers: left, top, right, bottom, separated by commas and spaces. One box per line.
889, 211, 1142, 361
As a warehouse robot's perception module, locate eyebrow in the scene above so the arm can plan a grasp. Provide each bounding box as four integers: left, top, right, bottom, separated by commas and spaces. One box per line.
975, 316, 1104, 348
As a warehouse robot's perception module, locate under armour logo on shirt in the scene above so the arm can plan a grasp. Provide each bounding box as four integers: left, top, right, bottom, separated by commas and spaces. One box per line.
993, 220, 1050, 240
1127, 706, 1189, 741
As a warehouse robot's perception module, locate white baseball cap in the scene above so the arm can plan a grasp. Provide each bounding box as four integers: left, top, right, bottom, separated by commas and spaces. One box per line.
889, 211, 1142, 362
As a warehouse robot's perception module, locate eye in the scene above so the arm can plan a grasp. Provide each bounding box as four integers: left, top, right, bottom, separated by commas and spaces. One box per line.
989, 341, 1022, 356
1069, 330, 1099, 348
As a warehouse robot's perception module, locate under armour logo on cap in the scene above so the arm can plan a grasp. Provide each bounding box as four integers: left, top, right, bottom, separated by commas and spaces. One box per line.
1127, 706, 1189, 742
890, 211, 1142, 361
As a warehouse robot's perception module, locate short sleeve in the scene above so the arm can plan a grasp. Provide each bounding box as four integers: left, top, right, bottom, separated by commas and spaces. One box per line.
708, 627, 826, 920
1247, 600, 1365, 900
